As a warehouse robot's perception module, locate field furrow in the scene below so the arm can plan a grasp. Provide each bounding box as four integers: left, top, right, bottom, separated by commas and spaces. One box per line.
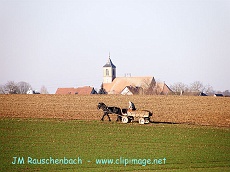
0, 95, 229, 127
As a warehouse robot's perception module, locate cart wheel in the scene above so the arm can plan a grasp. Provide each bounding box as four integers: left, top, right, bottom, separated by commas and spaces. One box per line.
144, 117, 150, 124
139, 118, 145, 124
122, 116, 129, 123
128, 117, 133, 123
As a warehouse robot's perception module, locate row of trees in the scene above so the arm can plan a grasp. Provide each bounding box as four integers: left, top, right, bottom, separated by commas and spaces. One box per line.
170, 81, 230, 96
0, 81, 49, 94
1, 80, 229, 96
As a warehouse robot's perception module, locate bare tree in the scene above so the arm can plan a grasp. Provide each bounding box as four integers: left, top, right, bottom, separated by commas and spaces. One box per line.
170, 82, 188, 94
5, 81, 18, 94
202, 84, 214, 95
223, 90, 230, 96
142, 79, 157, 95
170, 81, 215, 95
2, 81, 32, 94
0, 84, 6, 94
17, 81, 31, 94
40, 85, 49, 94
189, 81, 204, 92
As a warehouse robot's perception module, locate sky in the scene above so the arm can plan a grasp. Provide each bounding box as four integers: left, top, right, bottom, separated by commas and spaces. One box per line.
0, 0, 229, 93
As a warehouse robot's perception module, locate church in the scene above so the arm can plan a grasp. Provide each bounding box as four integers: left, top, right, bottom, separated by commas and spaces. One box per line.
55, 56, 172, 95
102, 57, 172, 95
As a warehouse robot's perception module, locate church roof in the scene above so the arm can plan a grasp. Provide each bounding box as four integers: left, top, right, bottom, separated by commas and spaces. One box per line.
103, 76, 172, 95
103, 58, 116, 68
103, 76, 155, 94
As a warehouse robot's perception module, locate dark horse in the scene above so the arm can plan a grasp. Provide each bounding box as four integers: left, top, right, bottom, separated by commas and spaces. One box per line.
97, 102, 122, 121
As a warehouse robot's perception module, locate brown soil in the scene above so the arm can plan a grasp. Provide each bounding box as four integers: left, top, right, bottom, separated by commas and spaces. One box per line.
0, 95, 229, 127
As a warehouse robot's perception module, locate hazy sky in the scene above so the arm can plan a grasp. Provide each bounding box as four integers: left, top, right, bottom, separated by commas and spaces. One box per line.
1, 0, 229, 93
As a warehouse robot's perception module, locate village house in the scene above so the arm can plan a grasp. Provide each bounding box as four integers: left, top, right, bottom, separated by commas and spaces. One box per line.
102, 57, 172, 95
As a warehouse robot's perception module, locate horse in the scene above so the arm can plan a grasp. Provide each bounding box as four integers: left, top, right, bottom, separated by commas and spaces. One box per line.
97, 102, 122, 121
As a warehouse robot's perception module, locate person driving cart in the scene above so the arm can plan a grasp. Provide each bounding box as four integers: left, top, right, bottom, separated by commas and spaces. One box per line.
128, 101, 136, 111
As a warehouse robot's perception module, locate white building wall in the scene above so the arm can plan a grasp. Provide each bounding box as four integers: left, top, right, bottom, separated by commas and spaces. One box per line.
103, 66, 116, 83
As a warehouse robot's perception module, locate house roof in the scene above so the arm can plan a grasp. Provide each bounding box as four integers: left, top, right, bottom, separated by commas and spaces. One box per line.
56, 86, 96, 95
75, 86, 96, 94
55, 88, 76, 94
156, 82, 173, 95
121, 86, 143, 95
103, 58, 116, 68
103, 76, 155, 94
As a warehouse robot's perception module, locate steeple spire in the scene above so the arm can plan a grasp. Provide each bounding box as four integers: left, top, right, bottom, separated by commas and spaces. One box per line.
103, 55, 116, 68
103, 54, 116, 83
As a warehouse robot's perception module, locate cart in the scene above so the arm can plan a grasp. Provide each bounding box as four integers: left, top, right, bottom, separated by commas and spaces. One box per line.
121, 109, 152, 124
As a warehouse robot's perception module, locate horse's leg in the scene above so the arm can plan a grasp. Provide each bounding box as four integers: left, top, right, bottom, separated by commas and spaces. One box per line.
101, 112, 106, 121
116, 115, 119, 121
116, 109, 122, 122
116, 115, 122, 122
107, 113, 111, 121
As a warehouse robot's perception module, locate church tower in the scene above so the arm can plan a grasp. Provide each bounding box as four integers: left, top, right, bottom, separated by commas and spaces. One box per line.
103, 55, 116, 83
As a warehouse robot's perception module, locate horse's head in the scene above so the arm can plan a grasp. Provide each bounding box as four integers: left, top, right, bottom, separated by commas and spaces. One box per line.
97, 102, 106, 110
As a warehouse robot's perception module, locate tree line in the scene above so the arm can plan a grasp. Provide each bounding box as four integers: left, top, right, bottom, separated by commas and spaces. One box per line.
170, 81, 230, 96
0, 81, 48, 94
1, 80, 229, 96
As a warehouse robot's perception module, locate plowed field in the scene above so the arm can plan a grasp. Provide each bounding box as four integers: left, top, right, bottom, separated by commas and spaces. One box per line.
0, 95, 229, 127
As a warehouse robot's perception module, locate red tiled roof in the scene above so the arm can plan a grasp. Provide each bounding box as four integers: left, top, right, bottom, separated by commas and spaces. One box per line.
103, 77, 155, 94
55, 88, 76, 94
103, 77, 172, 95
55, 86, 96, 95
75, 86, 96, 95
156, 82, 173, 95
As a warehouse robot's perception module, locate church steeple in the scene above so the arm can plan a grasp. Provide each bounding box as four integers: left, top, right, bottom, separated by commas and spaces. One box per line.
103, 58, 116, 68
103, 54, 116, 83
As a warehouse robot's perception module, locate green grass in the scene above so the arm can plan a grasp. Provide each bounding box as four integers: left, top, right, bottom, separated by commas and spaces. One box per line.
1, 118, 230, 172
